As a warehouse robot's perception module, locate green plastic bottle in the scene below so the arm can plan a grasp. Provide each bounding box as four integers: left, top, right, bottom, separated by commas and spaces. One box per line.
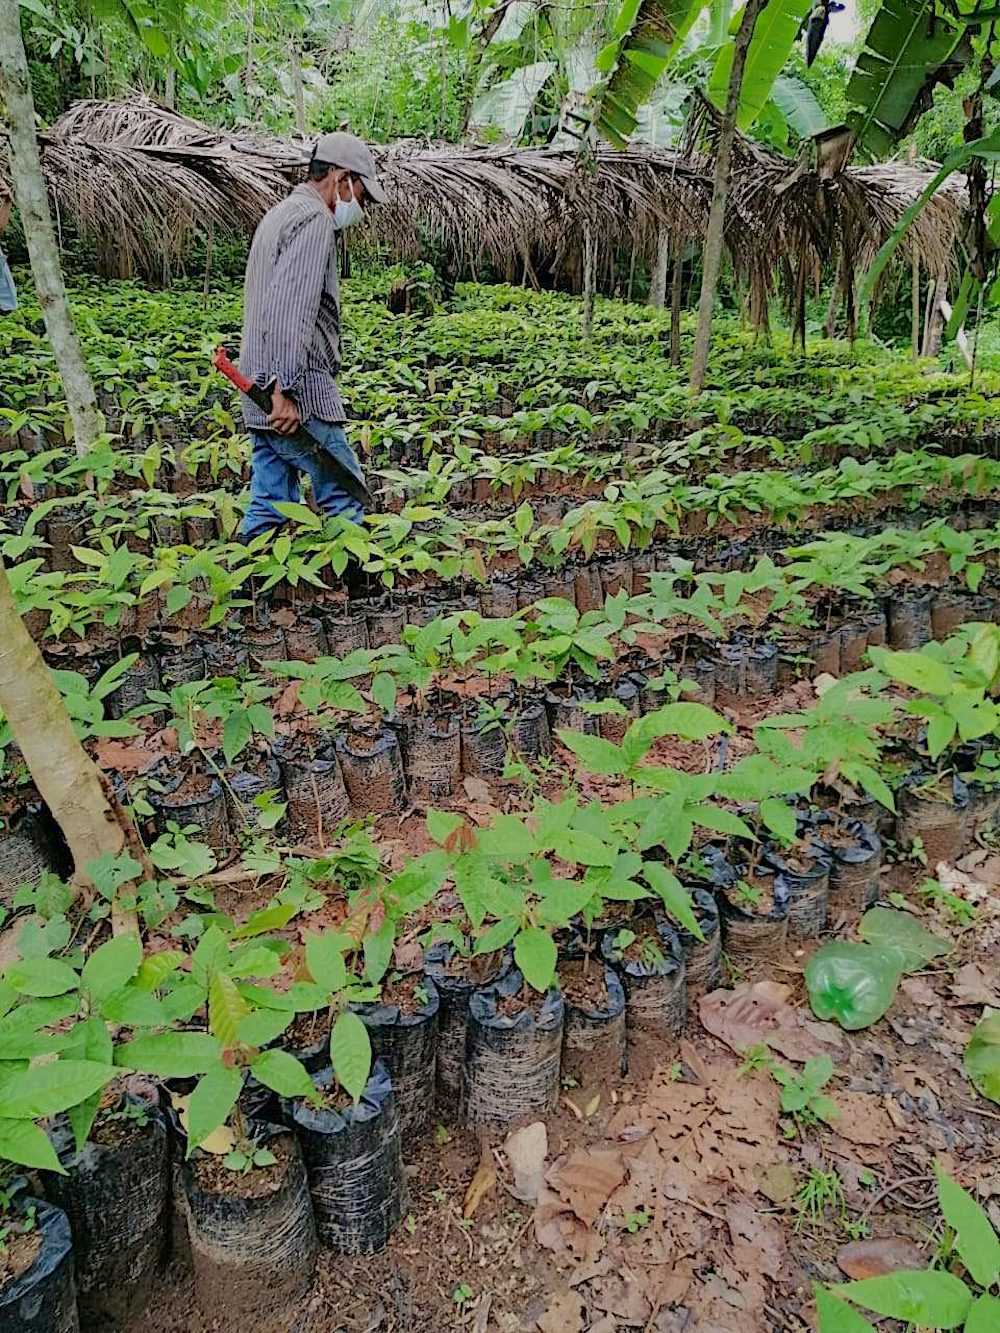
805, 941, 903, 1031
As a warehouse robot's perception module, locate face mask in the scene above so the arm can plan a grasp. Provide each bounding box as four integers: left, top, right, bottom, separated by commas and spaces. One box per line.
332, 190, 364, 231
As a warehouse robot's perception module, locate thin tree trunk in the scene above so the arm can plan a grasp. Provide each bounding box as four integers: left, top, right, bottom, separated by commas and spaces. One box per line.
649, 230, 669, 308
690, 0, 767, 394
670, 254, 683, 366
582, 226, 596, 341
0, 559, 129, 888
0, 2, 100, 457
911, 248, 920, 360
292, 46, 306, 135
203, 224, 214, 304
923, 271, 947, 357
245, 0, 254, 96
439, 0, 449, 137
164, 65, 175, 109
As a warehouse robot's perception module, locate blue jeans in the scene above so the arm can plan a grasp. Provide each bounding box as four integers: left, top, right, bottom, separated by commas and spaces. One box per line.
242, 417, 365, 541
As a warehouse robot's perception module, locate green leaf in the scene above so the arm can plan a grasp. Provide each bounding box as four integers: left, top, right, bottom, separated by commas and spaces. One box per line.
136, 951, 184, 991
591, 0, 706, 147
65, 1016, 113, 1150
222, 711, 253, 764
3, 956, 79, 997
81, 933, 142, 1003
115, 1031, 223, 1078
165, 583, 191, 615
100, 984, 167, 1027
556, 730, 627, 776
709, 0, 812, 130
305, 932, 349, 992
250, 1048, 315, 1100
760, 797, 796, 845
858, 907, 950, 972
0, 1060, 117, 1120
770, 74, 826, 137
935, 1165, 1000, 1289
514, 927, 557, 994
209, 973, 249, 1048
187, 1065, 242, 1151
869, 647, 955, 696
237, 1007, 292, 1048
813, 1285, 876, 1332
927, 709, 958, 758
835, 1270, 972, 1327
474, 919, 520, 954
363, 917, 395, 985
965, 1012, 1000, 1104
229, 904, 297, 939
694, 805, 756, 840
846, 0, 964, 156
330, 1010, 372, 1102
0, 1118, 66, 1174
966, 1294, 1000, 1333
426, 807, 464, 846
642, 863, 703, 938
637, 701, 730, 742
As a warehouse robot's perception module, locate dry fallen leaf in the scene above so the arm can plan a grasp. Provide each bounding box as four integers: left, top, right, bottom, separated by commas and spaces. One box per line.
757, 1162, 797, 1204
463, 776, 492, 803
837, 1237, 926, 1279
547, 1148, 627, 1226
535, 1289, 585, 1333
951, 963, 1000, 1007
829, 1091, 899, 1147
698, 981, 844, 1064
463, 1146, 496, 1219
504, 1122, 547, 1205
727, 1198, 787, 1282
585, 1093, 601, 1118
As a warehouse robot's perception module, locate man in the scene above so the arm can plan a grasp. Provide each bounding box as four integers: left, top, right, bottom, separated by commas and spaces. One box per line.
239, 132, 385, 541
0, 183, 17, 315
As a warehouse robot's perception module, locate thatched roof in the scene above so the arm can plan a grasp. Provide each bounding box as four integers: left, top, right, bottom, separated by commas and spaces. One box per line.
3, 96, 968, 308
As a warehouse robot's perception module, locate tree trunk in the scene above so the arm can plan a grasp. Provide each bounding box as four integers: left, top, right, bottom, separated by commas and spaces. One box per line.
649, 230, 669, 308
292, 46, 306, 135
245, 0, 255, 96
670, 254, 683, 366
582, 226, 596, 341
922, 271, 947, 358
911, 248, 921, 360
0, 2, 100, 457
164, 65, 175, 109
689, 0, 767, 394
0, 559, 128, 887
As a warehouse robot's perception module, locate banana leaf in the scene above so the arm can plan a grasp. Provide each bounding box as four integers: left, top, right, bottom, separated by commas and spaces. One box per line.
846, 0, 965, 157
770, 73, 827, 138
591, 0, 708, 148
708, 0, 813, 130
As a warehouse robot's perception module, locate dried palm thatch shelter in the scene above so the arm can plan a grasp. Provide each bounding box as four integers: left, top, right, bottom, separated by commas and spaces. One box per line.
1, 96, 969, 328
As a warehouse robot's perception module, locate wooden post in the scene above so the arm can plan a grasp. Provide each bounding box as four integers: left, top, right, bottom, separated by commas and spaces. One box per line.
292, 46, 306, 135
923, 272, 947, 358
649, 230, 669, 307
670, 254, 683, 366
582, 226, 596, 341
690, 0, 767, 392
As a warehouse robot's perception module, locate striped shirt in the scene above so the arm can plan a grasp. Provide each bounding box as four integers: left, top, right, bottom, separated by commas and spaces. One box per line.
239, 183, 346, 429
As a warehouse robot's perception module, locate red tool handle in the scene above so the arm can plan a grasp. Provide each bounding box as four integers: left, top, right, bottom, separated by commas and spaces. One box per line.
213, 347, 272, 413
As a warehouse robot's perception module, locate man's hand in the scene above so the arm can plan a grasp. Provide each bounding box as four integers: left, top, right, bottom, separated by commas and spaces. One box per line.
268, 387, 301, 435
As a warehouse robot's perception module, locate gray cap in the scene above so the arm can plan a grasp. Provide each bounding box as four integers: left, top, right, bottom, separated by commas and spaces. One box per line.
311, 131, 387, 204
